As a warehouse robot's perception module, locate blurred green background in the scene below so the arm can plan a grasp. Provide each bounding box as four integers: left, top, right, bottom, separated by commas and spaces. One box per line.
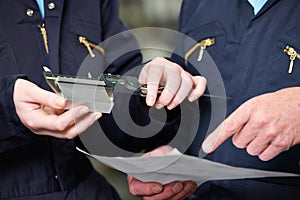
91, 1, 182, 200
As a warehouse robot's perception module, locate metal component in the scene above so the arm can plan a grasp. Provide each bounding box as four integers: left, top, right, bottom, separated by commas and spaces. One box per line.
43, 69, 230, 113
78, 36, 105, 58
48, 2, 55, 10
38, 23, 49, 54
184, 38, 215, 65
26, 9, 34, 17
284, 45, 300, 74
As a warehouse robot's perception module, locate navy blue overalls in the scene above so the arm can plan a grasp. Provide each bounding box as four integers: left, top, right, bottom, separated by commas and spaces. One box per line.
0, 0, 142, 199
171, 0, 300, 199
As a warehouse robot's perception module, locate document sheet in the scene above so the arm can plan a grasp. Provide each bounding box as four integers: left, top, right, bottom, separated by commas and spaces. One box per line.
77, 148, 298, 185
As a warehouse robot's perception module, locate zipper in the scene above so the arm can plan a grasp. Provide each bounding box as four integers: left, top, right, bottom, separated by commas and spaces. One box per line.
38, 23, 49, 54
284, 45, 300, 74
78, 36, 105, 58
184, 38, 215, 65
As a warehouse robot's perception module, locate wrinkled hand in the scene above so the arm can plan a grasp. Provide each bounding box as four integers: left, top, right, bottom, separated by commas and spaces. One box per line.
13, 79, 102, 139
202, 87, 300, 161
128, 146, 197, 200
139, 57, 206, 110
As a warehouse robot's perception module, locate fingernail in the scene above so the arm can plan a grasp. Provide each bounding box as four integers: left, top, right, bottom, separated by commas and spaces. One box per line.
147, 95, 155, 106
155, 104, 163, 110
167, 103, 176, 110
94, 112, 102, 120
172, 183, 183, 193
184, 183, 195, 192
188, 94, 196, 102
153, 185, 163, 193
79, 107, 89, 115
55, 98, 65, 107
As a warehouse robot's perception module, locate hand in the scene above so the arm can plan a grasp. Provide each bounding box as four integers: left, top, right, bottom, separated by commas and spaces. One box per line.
139, 57, 206, 110
13, 79, 102, 139
128, 146, 197, 200
202, 87, 300, 161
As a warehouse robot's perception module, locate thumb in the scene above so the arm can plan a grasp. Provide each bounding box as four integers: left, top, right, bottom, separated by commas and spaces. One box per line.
15, 79, 66, 109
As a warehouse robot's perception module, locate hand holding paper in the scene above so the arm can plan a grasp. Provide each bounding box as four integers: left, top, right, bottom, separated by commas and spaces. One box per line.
127, 146, 197, 200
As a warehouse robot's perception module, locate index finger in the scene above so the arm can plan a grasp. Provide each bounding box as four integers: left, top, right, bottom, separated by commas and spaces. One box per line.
201, 102, 252, 153
139, 64, 163, 107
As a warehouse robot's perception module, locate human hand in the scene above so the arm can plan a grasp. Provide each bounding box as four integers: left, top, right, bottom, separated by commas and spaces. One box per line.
13, 79, 102, 139
202, 87, 300, 161
139, 57, 206, 110
128, 146, 197, 200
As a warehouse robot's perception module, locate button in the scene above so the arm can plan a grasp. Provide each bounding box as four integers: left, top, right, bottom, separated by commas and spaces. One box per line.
54, 175, 58, 179
48, 2, 55, 10
26, 9, 34, 17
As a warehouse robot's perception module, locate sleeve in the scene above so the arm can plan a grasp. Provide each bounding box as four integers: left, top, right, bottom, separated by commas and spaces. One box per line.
99, 94, 181, 153
0, 75, 36, 153
100, 0, 143, 75
78, 0, 193, 154
97, 0, 186, 153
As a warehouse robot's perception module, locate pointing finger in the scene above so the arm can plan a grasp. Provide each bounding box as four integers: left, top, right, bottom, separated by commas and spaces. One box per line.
202, 101, 252, 153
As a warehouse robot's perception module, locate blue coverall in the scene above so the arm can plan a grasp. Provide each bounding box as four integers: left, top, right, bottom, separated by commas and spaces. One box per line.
172, 0, 300, 199
0, 0, 142, 199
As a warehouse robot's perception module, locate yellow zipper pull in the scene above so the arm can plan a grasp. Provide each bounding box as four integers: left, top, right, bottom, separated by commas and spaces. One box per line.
197, 38, 215, 61
78, 36, 105, 58
184, 37, 215, 65
38, 23, 49, 54
79, 36, 95, 58
284, 46, 300, 74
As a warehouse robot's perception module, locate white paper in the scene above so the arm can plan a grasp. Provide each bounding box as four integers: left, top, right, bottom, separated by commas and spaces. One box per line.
77, 147, 299, 185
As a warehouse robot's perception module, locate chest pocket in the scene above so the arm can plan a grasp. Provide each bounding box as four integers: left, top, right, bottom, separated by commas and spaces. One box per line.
61, 20, 104, 78
183, 21, 225, 75
179, 21, 227, 105
0, 42, 19, 77
267, 29, 300, 90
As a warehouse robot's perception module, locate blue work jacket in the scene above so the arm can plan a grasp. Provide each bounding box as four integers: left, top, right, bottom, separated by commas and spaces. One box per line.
0, 0, 142, 199
172, 0, 300, 199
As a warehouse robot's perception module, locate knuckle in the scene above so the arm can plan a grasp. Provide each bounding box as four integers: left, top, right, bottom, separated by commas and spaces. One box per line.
264, 128, 278, 139
222, 120, 236, 133
182, 75, 193, 88
200, 76, 207, 85
255, 117, 269, 127
25, 119, 38, 130
274, 136, 291, 151
163, 85, 177, 95
245, 98, 258, 112
54, 121, 68, 132
174, 72, 182, 80
146, 68, 161, 80
65, 132, 77, 140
